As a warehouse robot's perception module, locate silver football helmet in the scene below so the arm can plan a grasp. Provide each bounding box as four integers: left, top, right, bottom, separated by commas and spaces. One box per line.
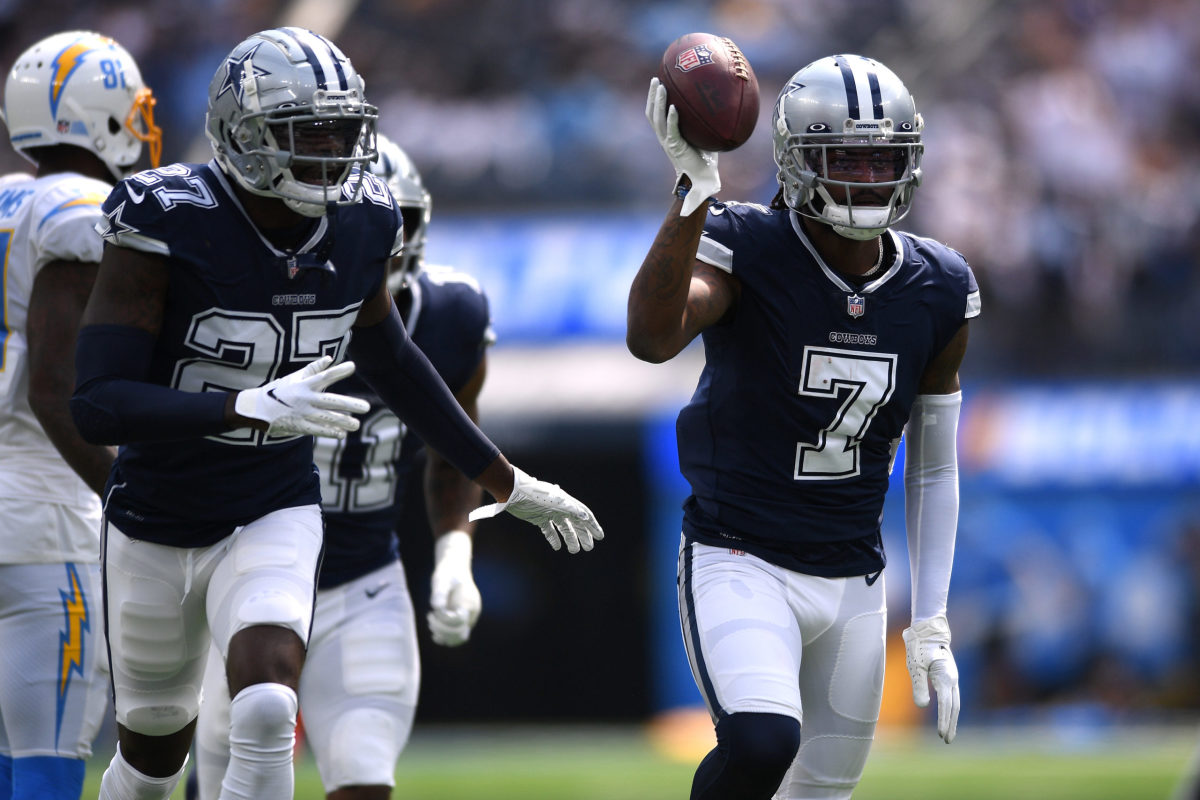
205, 27, 378, 217
772, 54, 923, 240
3, 30, 161, 180
371, 134, 431, 291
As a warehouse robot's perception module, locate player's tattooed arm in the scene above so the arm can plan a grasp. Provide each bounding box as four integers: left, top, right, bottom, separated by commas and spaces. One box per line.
918, 322, 969, 395
27, 260, 116, 495
627, 198, 737, 363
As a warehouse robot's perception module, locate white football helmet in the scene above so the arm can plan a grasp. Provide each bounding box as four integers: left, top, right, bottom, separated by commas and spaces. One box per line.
205, 27, 378, 217
772, 54, 923, 239
3, 30, 160, 180
371, 134, 431, 290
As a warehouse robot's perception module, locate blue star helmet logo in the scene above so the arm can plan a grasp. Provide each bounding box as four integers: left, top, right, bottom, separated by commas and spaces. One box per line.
216, 42, 271, 107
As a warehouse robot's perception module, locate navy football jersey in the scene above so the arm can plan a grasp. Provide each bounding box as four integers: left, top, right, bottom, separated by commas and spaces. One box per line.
313, 265, 493, 589
94, 161, 401, 546
679, 201, 980, 577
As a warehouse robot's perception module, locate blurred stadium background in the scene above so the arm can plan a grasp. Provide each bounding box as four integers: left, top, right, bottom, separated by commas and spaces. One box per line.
4, 0, 1199, 796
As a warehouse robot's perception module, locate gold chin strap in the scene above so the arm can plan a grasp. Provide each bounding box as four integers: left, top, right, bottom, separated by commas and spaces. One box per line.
126, 87, 162, 168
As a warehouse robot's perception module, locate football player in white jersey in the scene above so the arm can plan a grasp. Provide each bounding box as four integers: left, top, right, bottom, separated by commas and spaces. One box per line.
0, 30, 160, 800
188, 137, 491, 800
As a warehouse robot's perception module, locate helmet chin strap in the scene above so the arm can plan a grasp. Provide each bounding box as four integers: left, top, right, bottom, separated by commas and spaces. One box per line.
283, 196, 329, 217
832, 222, 887, 240
275, 167, 337, 217
814, 183, 891, 240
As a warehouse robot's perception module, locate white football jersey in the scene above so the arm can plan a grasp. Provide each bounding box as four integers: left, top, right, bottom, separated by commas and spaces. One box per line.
0, 170, 110, 561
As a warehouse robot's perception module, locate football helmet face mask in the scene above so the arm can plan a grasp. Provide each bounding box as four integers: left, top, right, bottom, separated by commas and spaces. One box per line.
3, 30, 161, 180
205, 27, 378, 217
371, 134, 431, 291
772, 54, 923, 240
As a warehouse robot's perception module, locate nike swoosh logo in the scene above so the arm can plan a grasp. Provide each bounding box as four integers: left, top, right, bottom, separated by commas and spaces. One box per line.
126, 184, 145, 204
266, 387, 293, 408
364, 582, 389, 599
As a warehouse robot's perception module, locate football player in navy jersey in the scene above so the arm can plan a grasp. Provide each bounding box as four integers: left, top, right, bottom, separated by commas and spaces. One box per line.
70, 29, 602, 800
0, 31, 159, 800
189, 136, 494, 800
630, 54, 977, 800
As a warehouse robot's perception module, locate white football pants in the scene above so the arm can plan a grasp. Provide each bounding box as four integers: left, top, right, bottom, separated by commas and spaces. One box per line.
678, 537, 887, 800
194, 559, 420, 797
104, 504, 323, 736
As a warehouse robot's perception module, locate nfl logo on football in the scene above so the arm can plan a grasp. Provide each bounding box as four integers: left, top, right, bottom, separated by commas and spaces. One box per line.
847, 293, 865, 318
676, 44, 713, 72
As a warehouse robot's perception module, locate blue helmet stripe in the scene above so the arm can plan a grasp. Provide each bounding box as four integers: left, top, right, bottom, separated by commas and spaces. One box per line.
297, 41, 327, 90
277, 26, 338, 91
331, 53, 347, 89
866, 68, 884, 119
310, 32, 348, 90
288, 28, 351, 92
837, 58, 860, 119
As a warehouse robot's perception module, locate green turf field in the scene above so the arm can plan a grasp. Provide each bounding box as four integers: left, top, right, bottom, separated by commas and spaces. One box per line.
82, 723, 1196, 799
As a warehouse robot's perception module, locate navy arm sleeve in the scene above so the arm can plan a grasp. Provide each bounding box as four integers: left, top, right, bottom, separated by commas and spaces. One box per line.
70, 324, 230, 445
349, 303, 499, 479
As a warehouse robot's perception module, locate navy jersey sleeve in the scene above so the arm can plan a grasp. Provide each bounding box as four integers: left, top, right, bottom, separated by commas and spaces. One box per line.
960, 250, 982, 320
95, 167, 207, 256
359, 171, 405, 261
902, 234, 982, 358
695, 201, 772, 276
418, 268, 493, 392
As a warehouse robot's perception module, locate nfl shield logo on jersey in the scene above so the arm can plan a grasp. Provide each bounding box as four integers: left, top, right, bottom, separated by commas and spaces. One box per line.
847, 293, 865, 318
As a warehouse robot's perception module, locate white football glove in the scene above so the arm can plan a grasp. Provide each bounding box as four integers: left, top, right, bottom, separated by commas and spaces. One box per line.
645, 77, 721, 217
902, 615, 961, 744
427, 530, 482, 647
468, 466, 604, 554
234, 355, 369, 439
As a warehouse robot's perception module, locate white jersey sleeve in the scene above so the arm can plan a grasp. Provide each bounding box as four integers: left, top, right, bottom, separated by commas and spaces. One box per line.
0, 171, 112, 562
33, 178, 109, 265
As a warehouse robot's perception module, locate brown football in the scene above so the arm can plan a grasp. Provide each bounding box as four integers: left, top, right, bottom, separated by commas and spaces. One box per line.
657, 32, 759, 152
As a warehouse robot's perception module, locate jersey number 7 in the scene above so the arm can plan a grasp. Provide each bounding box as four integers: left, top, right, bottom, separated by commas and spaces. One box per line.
794, 346, 897, 481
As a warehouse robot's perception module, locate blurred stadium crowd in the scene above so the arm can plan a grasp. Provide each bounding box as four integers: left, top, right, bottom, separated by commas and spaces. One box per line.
3, 0, 1199, 729
3, 0, 1197, 376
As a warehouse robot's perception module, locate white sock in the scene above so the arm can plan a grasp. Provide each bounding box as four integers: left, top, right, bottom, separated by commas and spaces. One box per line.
217, 683, 298, 800
98, 745, 186, 800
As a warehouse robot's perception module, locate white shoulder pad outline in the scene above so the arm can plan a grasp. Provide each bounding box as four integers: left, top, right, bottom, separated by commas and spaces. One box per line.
94, 200, 170, 256
696, 234, 733, 273
718, 199, 774, 215
965, 289, 981, 319
423, 263, 485, 294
